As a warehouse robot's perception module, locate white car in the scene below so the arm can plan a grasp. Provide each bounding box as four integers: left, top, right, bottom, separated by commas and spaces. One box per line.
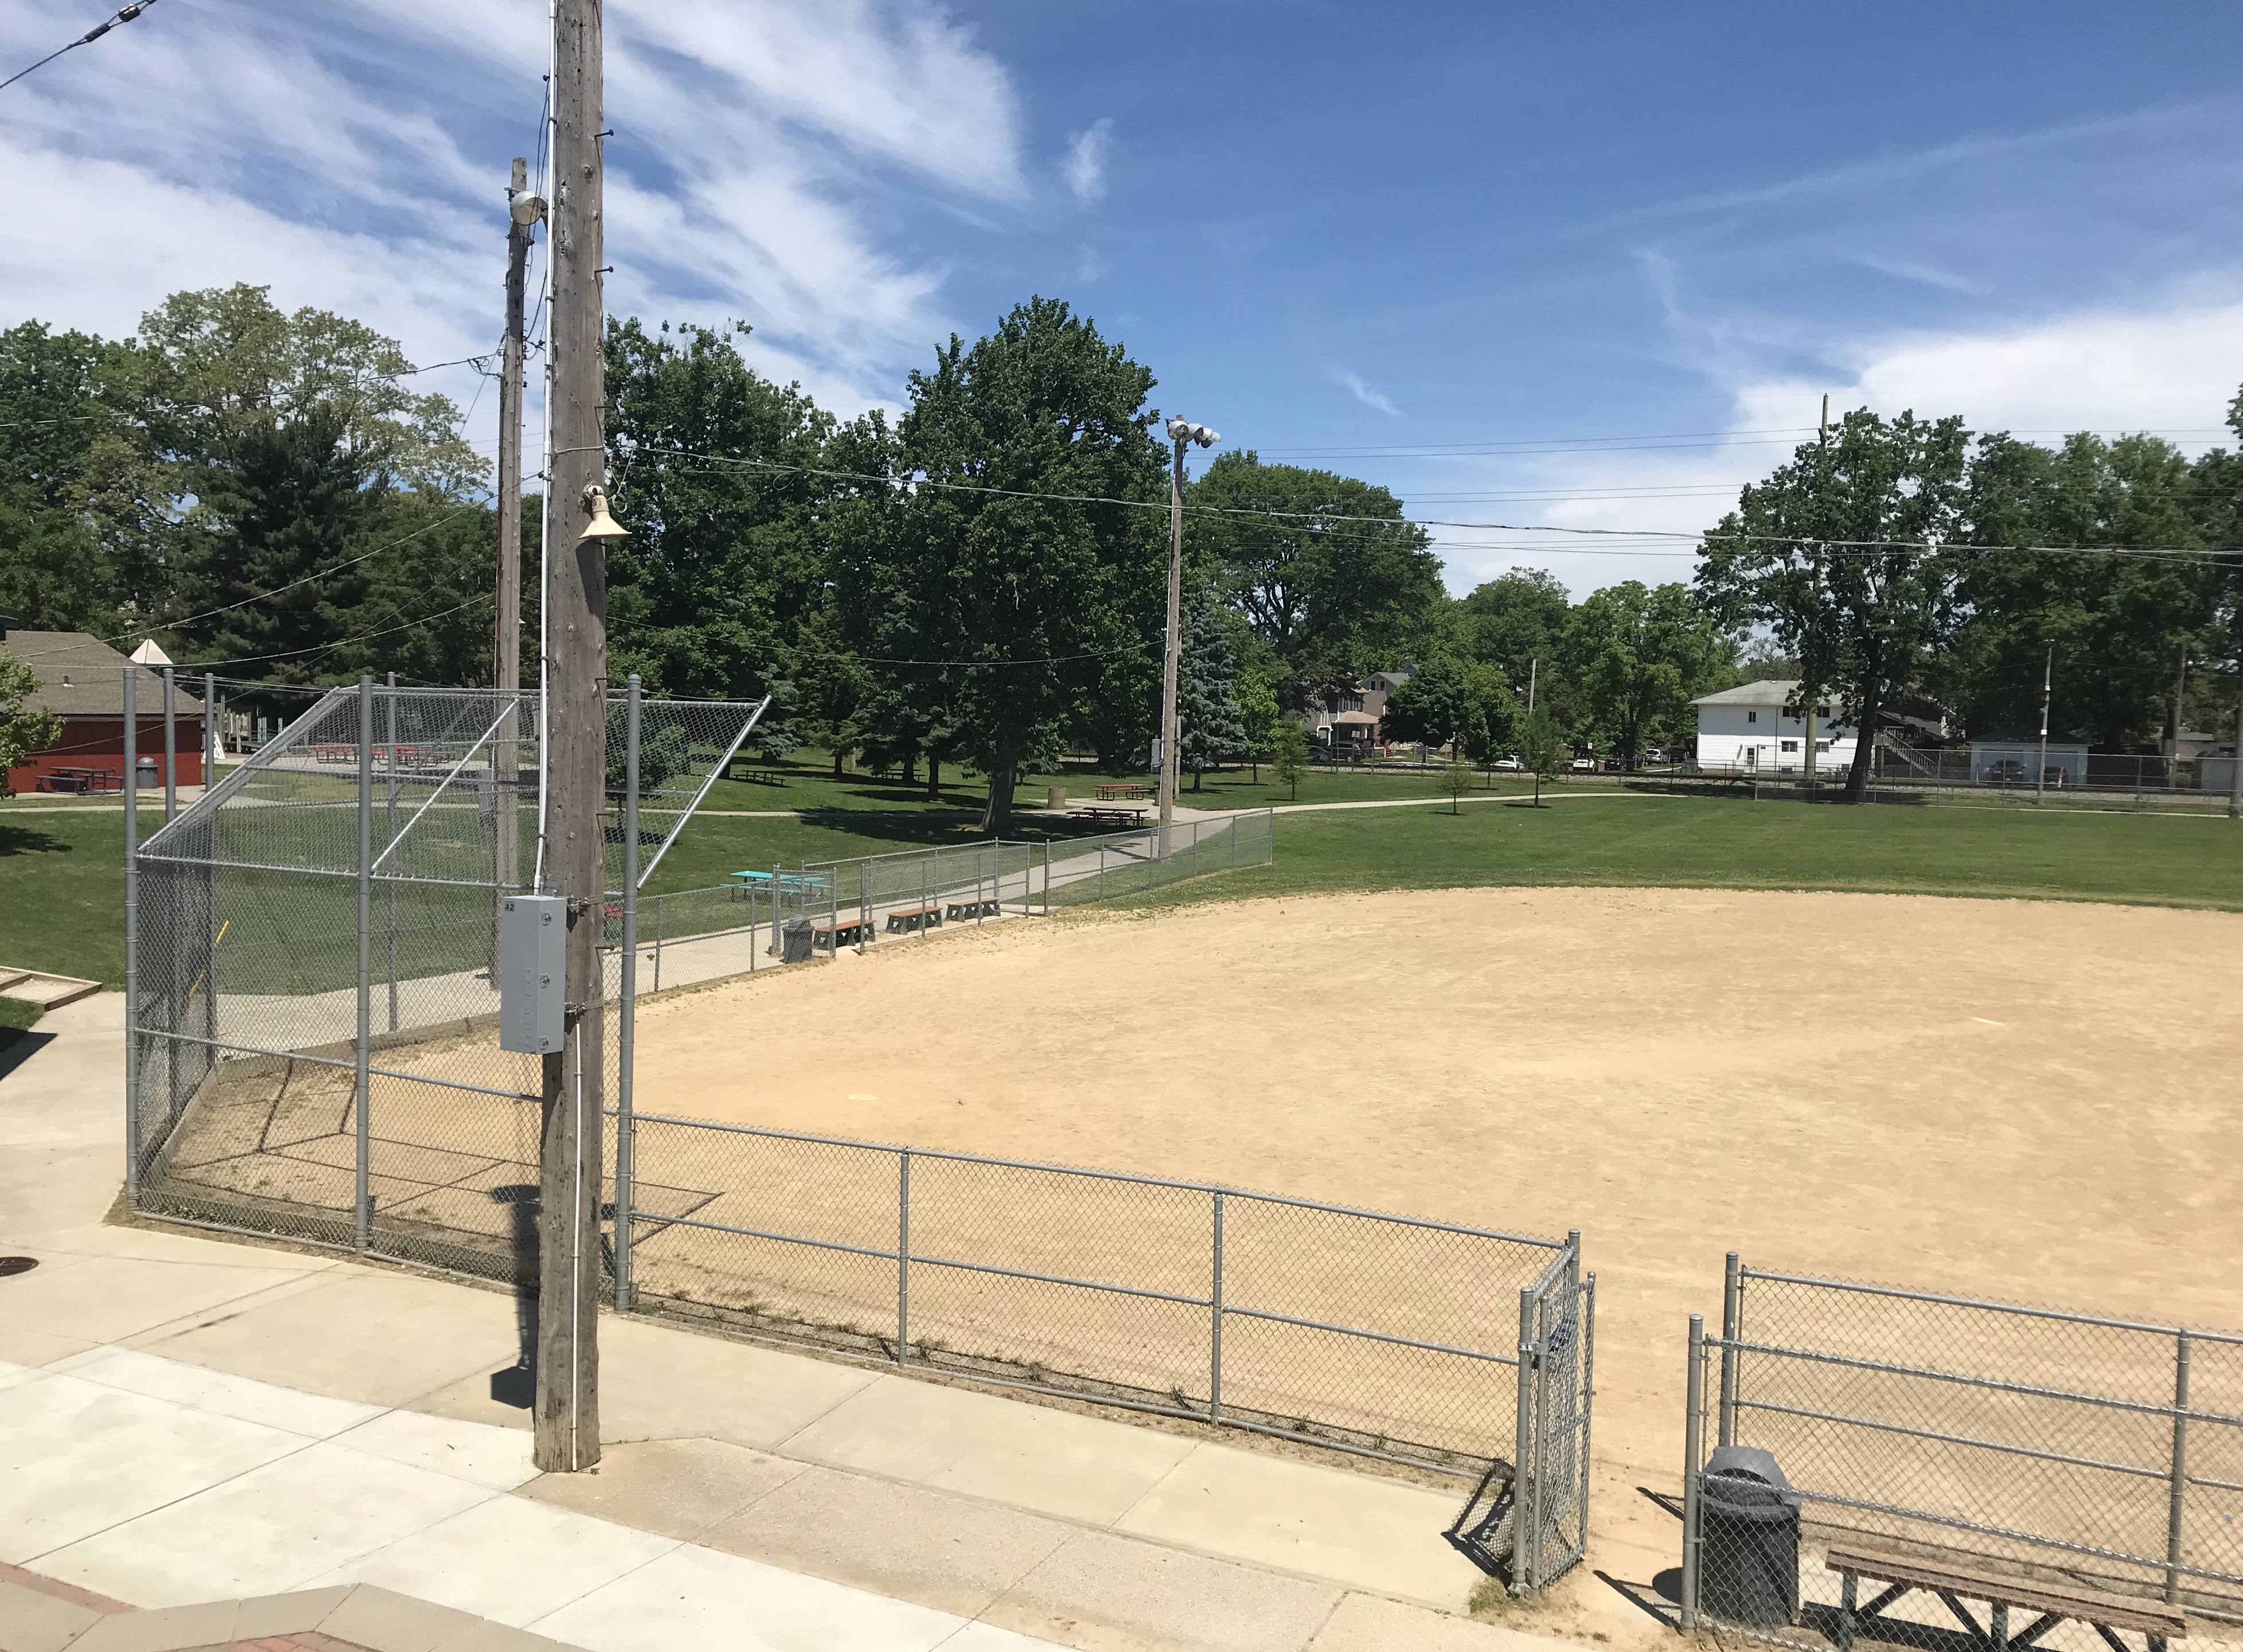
1569, 756, 1597, 773
1492, 755, 1524, 772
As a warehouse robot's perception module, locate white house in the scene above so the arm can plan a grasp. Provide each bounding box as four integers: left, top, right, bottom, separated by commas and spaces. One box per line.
1690, 680, 1858, 775
1305, 663, 1416, 751
1966, 727, 2090, 787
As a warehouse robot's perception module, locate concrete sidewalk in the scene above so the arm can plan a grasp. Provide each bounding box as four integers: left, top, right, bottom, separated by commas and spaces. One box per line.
0, 993, 1573, 1652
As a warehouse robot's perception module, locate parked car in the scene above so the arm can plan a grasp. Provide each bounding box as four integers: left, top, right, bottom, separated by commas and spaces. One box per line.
1492, 755, 1524, 772
1569, 756, 1597, 773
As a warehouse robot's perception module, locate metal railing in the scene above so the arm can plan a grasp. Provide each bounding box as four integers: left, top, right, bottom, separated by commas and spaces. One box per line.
1679, 1257, 2243, 1651
611, 1107, 1587, 1552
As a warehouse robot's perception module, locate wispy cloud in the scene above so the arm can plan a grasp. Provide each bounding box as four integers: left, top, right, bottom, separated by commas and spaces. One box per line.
1337, 369, 1401, 417
1063, 118, 1113, 204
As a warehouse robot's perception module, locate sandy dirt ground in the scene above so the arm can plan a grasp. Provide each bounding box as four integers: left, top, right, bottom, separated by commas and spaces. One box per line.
623, 887, 2243, 1645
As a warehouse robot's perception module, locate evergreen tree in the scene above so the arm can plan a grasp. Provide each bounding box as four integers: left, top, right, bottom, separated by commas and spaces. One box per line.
1177, 583, 1247, 789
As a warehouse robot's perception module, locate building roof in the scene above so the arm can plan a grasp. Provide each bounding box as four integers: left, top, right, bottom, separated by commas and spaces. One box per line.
1691, 679, 1809, 707
2, 631, 202, 717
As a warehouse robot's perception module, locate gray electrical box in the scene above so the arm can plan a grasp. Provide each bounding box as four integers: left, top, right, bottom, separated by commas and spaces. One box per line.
500, 895, 566, 1054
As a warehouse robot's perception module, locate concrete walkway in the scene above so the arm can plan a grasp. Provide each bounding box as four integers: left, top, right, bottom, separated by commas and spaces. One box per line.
0, 993, 1571, 1652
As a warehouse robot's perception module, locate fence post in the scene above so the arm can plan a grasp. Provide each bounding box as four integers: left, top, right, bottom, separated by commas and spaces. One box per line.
616, 674, 640, 1313
859, 862, 870, 955
354, 676, 374, 1251
123, 667, 141, 1203
163, 667, 177, 823
1515, 1286, 1538, 1594
1210, 1190, 1224, 1422
656, 895, 665, 990
1098, 841, 1106, 901
1719, 1251, 1741, 1448
2167, 1331, 2193, 1614
1682, 1314, 1705, 1631
896, 1148, 911, 1363
771, 862, 782, 955
203, 670, 216, 786
384, 673, 399, 1034
1042, 839, 1051, 915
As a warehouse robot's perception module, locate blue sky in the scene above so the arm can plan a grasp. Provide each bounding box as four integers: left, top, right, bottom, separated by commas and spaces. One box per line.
6, 1, 2243, 591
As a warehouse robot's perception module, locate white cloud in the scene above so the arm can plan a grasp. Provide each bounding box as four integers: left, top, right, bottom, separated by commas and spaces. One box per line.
0, 0, 1025, 422
1337, 369, 1400, 417
1062, 118, 1113, 204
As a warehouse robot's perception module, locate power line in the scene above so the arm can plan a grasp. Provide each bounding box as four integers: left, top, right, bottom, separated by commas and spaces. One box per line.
1, 0, 165, 93
165, 591, 492, 672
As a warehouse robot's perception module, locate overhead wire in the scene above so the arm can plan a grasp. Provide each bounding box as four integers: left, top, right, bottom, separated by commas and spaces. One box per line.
0, 0, 163, 93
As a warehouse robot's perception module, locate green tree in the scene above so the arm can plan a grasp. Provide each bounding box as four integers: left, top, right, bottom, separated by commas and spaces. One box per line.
1269, 721, 1310, 800
1698, 409, 1970, 800
789, 604, 872, 775
1187, 452, 1444, 709
1440, 754, 1474, 813
1178, 583, 1246, 788
1564, 581, 1734, 767
1460, 569, 1571, 692
1236, 667, 1282, 783
1379, 659, 1469, 753
0, 651, 64, 794
1519, 709, 1568, 805
895, 297, 1168, 833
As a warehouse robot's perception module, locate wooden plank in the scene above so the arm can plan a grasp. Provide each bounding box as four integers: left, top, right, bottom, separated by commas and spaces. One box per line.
1825, 1549, 2186, 1637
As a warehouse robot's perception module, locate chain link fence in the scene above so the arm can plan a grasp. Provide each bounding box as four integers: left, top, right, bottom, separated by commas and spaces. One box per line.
1679, 1258, 2243, 1652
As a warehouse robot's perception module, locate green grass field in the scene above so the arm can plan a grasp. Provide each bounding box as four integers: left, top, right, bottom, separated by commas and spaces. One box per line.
6, 786, 2239, 987
0, 996, 41, 1059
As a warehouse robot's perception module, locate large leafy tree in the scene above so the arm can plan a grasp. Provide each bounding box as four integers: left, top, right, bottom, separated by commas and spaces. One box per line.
1187, 452, 1443, 709
894, 297, 1168, 832
1698, 410, 1970, 799
1945, 432, 2210, 748
0, 651, 64, 793
1460, 569, 1572, 703
1177, 582, 1246, 788
1563, 580, 1734, 766
604, 319, 831, 698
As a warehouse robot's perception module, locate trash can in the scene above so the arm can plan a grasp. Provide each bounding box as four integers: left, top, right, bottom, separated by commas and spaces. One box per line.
780, 917, 814, 964
135, 755, 159, 790
1047, 786, 1067, 810
1696, 1445, 1800, 1627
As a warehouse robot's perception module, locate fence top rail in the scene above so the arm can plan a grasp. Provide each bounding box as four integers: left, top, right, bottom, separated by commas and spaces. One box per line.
1739, 1263, 2243, 1345
621, 1108, 1566, 1250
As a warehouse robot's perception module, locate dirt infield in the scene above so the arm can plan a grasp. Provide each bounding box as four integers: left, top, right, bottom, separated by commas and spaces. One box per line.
629, 886, 2243, 1639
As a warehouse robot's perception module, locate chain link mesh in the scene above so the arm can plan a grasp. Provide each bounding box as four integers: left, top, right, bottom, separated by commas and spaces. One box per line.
1684, 1265, 2243, 1652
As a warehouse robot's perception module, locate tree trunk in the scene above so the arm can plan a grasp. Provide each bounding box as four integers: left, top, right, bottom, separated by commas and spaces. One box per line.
831, 749, 845, 778
1191, 765, 1202, 792
924, 755, 941, 802
903, 753, 918, 786
1844, 688, 1882, 802
980, 757, 1015, 834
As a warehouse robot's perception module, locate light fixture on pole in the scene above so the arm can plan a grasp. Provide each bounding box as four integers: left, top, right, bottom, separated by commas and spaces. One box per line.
579, 486, 629, 542
1159, 416, 1219, 849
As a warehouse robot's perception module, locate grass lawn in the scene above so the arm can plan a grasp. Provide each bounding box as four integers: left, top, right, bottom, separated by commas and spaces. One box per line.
0, 996, 41, 1059
1135, 792, 2243, 912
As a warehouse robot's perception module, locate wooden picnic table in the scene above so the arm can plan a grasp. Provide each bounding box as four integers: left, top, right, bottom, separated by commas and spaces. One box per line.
37, 767, 120, 794
1068, 805, 1149, 827
1095, 782, 1153, 801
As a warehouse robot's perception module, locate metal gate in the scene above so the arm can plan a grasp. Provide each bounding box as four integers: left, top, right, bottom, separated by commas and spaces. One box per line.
1448, 1240, 1597, 1595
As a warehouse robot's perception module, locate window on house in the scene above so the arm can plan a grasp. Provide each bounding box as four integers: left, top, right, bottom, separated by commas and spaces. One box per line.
1816, 741, 1831, 753
1747, 710, 1757, 724
1780, 740, 1799, 753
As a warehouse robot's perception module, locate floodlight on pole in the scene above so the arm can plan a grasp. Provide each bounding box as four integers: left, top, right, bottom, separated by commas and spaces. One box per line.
578, 486, 629, 542
1158, 417, 1220, 849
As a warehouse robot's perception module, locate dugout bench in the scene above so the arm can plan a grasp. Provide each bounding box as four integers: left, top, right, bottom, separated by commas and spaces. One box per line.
1827, 1546, 2187, 1652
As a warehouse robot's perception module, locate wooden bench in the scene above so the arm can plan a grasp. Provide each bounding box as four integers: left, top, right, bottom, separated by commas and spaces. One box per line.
812, 916, 871, 951
1095, 782, 1152, 801
1827, 1546, 2186, 1652
886, 905, 943, 935
945, 897, 1002, 922
1068, 806, 1148, 827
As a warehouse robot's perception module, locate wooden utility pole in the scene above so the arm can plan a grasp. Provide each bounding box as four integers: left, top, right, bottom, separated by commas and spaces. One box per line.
1157, 429, 1185, 844
536, 0, 608, 1475
496, 158, 543, 915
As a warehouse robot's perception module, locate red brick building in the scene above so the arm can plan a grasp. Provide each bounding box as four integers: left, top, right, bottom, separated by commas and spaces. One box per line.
2, 631, 204, 795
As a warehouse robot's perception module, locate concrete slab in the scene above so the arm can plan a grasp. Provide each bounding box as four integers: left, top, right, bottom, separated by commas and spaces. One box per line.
330, 1409, 540, 1492
939, 1627, 1084, 1652
982, 1530, 1341, 1652
0, 1326, 96, 1368
699, 1463, 1074, 1619
65, 1599, 240, 1652
0, 1574, 104, 1652
131, 1270, 516, 1409
317, 1583, 490, 1652
528, 1541, 984, 1652
309, 1498, 677, 1631
1304, 1594, 1569, 1652
34, 1440, 495, 1607
514, 1438, 806, 1542
1114, 1442, 1483, 1610
0, 1372, 307, 1564
49, 1346, 385, 1439
776, 1376, 1196, 1526
593, 1316, 880, 1450
0, 1249, 319, 1346
230, 1583, 356, 1638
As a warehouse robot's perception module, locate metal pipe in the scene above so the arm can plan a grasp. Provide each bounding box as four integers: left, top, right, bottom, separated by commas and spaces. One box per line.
385, 673, 399, 1034
355, 676, 373, 1249
1718, 1335, 2237, 1421
1211, 1190, 1224, 1421
2169, 1333, 2193, 1608
204, 670, 216, 788
1682, 1313, 1704, 1630
1720, 1250, 1742, 1447
1578, 1273, 1597, 1559
616, 674, 639, 1312
1516, 1286, 1538, 1593
123, 666, 141, 1201
163, 667, 177, 822
1734, 1266, 2237, 1341
896, 1147, 911, 1362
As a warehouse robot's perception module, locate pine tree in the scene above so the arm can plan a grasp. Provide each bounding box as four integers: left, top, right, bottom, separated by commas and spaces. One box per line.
1177, 584, 1247, 790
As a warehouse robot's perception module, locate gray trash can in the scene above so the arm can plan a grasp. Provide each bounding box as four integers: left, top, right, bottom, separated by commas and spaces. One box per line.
1697, 1445, 1800, 1627
780, 916, 814, 964
135, 755, 159, 790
